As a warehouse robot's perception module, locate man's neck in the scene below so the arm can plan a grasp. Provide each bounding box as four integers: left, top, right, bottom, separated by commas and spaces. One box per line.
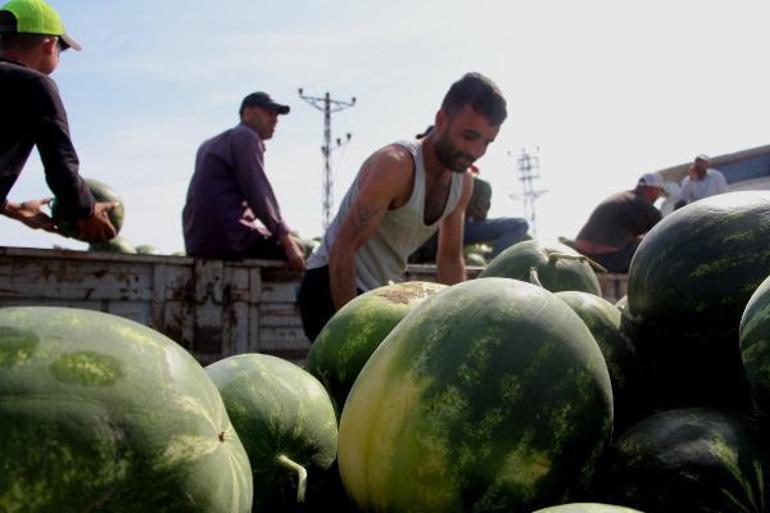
0, 51, 41, 72
420, 134, 451, 180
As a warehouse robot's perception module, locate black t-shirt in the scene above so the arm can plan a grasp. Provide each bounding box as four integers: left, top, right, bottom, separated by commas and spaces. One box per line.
0, 57, 93, 218
577, 190, 662, 248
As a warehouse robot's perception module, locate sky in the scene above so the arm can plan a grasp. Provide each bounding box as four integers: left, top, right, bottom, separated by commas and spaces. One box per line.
4, 0, 770, 253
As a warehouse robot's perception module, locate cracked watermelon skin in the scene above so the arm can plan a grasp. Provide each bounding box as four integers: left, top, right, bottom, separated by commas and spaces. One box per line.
627, 191, 770, 412
598, 408, 768, 513
338, 278, 613, 513
480, 240, 602, 295
739, 274, 770, 418
0, 307, 252, 513
533, 504, 642, 513
51, 178, 125, 240
206, 354, 338, 512
307, 281, 447, 415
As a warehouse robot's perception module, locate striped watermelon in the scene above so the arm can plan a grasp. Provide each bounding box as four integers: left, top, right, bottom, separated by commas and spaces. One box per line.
51, 178, 125, 240
307, 281, 446, 415
0, 307, 252, 513
206, 354, 337, 511
628, 191, 770, 411
338, 278, 613, 512
480, 240, 602, 295
739, 274, 770, 418
555, 291, 644, 431
598, 407, 768, 513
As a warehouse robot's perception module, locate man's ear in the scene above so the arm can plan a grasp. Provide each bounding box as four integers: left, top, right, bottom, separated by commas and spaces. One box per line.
41, 37, 57, 56
434, 109, 449, 130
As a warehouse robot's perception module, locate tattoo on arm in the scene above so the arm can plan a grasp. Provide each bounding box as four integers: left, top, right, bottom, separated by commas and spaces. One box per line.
352, 204, 384, 235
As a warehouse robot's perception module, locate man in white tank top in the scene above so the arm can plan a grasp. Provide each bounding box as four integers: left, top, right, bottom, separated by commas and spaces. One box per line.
298, 73, 508, 341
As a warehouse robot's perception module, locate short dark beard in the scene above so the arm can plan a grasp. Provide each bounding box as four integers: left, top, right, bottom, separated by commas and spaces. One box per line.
433, 130, 475, 174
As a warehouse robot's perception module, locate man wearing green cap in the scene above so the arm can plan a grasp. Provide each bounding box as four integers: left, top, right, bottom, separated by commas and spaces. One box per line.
0, 0, 116, 241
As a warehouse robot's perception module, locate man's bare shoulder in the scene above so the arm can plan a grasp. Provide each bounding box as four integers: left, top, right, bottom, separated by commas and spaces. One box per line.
362, 144, 415, 179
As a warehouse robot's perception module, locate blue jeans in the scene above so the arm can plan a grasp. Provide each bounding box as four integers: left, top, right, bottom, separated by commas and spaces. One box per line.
464, 217, 529, 259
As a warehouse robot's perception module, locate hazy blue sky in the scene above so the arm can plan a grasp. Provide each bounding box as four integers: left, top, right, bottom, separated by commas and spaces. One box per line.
4, 0, 770, 253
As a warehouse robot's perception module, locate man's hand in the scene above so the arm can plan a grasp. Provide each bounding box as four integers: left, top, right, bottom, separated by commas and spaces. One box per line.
281, 234, 306, 271
76, 201, 119, 242
2, 198, 57, 232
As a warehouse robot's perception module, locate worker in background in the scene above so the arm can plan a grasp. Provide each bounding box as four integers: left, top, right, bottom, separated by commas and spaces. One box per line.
572, 173, 664, 273
674, 154, 728, 209
0, 0, 116, 241
182, 91, 305, 269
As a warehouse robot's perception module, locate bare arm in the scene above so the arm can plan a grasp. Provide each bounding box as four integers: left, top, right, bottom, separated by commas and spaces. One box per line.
436, 171, 473, 285
328, 146, 413, 310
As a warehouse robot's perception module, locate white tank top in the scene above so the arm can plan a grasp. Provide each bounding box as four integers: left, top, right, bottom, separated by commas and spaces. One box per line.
307, 139, 465, 291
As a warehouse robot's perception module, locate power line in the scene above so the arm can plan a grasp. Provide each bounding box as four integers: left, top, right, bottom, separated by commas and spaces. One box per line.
509, 147, 548, 238
298, 89, 356, 230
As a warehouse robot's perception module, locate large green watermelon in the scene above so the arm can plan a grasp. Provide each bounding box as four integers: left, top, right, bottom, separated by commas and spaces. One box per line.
532, 504, 642, 513
51, 178, 125, 240
627, 191, 770, 412
598, 408, 768, 513
739, 274, 770, 418
206, 354, 337, 512
0, 307, 252, 513
555, 291, 644, 431
307, 281, 446, 415
480, 240, 602, 295
338, 278, 613, 512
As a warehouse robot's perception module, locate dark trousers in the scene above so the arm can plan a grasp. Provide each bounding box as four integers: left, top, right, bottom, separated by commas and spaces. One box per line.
297, 266, 363, 342
243, 235, 286, 260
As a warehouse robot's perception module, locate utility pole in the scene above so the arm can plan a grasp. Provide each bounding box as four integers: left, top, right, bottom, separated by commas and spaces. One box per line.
298, 89, 356, 230
509, 147, 548, 238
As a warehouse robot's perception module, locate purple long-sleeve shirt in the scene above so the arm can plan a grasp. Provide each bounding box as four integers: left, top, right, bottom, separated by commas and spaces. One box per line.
182, 122, 290, 259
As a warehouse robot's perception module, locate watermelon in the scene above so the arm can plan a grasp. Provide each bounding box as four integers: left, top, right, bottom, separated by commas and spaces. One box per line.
598, 407, 768, 513
135, 244, 160, 255
307, 281, 446, 415
533, 504, 642, 513
206, 354, 337, 512
480, 240, 602, 295
555, 291, 644, 431
739, 274, 770, 418
89, 235, 136, 254
465, 252, 487, 267
0, 306, 252, 513
627, 191, 770, 412
51, 178, 125, 240
338, 278, 613, 512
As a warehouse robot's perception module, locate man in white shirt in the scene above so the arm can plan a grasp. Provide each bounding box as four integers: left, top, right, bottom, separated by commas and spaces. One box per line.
674, 154, 728, 209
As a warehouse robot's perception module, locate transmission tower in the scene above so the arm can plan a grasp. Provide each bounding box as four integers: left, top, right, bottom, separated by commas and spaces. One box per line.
509, 147, 548, 238
298, 89, 356, 230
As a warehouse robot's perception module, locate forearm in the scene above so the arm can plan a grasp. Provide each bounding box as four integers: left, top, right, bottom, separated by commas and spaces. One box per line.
1, 200, 17, 218
328, 248, 358, 310
437, 253, 466, 285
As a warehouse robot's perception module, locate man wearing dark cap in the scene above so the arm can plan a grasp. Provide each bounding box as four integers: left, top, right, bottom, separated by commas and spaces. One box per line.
182, 92, 305, 269
0, 0, 117, 241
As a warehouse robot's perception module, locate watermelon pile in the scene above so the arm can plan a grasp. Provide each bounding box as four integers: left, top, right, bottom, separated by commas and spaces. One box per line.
5, 190, 770, 512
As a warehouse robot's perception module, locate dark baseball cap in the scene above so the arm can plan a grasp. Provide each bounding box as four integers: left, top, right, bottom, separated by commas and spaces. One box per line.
0, 0, 81, 51
239, 92, 290, 115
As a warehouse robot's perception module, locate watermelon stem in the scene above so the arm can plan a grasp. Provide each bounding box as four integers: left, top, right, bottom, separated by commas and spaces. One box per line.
548, 252, 608, 273
276, 454, 307, 504
529, 267, 543, 288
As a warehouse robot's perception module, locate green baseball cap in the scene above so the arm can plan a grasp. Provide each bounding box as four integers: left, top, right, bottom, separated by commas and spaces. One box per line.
0, 0, 80, 51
